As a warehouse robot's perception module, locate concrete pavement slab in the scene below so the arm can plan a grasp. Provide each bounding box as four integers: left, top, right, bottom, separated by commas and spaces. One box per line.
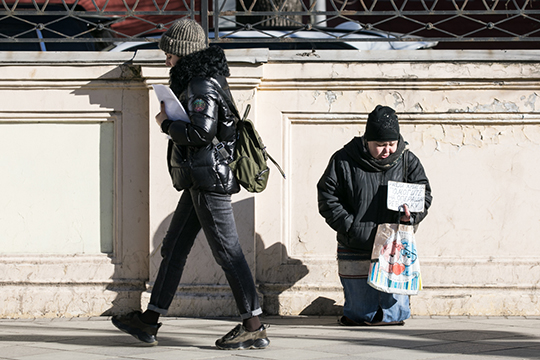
0, 316, 539, 359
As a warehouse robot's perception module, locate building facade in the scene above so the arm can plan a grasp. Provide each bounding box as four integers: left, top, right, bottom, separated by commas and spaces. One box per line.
1, 49, 539, 318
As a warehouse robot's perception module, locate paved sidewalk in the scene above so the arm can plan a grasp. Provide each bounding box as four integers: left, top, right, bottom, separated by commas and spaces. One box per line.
0, 316, 539, 360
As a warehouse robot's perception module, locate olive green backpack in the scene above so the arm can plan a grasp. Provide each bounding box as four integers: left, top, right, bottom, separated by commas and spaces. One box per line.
211, 79, 286, 193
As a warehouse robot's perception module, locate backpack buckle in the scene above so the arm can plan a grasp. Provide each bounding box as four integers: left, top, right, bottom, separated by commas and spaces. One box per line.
215, 141, 233, 164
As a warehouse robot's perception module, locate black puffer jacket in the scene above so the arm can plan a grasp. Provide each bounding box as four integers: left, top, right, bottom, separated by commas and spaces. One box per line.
317, 136, 432, 253
163, 46, 240, 194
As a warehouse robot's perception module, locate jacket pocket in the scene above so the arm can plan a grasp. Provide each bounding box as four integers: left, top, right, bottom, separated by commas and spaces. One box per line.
170, 166, 192, 191
343, 222, 375, 251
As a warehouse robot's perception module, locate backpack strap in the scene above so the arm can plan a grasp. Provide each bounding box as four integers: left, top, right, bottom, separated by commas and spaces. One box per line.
209, 77, 241, 121
212, 137, 234, 164
211, 102, 251, 164
209, 77, 238, 164
266, 152, 286, 179
210, 77, 286, 179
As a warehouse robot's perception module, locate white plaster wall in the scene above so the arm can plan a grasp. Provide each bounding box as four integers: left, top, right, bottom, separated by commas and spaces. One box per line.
0, 122, 113, 254
1, 50, 539, 318
247, 51, 540, 316
0, 57, 150, 318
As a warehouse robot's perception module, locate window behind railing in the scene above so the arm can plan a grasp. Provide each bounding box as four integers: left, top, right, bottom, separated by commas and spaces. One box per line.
1, 0, 539, 51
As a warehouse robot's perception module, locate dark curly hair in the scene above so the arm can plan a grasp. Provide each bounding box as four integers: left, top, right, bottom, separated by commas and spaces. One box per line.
169, 45, 230, 97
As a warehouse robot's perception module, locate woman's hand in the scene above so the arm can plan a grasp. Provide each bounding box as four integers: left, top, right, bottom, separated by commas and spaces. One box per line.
155, 101, 168, 127
400, 204, 411, 223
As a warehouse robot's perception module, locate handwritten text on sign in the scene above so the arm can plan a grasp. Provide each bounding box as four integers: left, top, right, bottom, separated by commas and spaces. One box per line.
387, 181, 425, 212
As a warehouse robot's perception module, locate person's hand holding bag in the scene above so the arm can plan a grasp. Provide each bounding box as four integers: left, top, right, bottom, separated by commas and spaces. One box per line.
399, 204, 411, 223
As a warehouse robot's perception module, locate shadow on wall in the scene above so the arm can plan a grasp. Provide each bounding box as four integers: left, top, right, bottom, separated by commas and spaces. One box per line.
102, 193, 339, 317
142, 196, 341, 317
254, 228, 342, 316
299, 296, 343, 316
130, 196, 313, 317
256, 235, 342, 316
147, 197, 259, 288
255, 233, 311, 315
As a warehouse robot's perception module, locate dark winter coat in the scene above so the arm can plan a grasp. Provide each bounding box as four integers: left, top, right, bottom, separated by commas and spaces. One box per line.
162, 46, 240, 194
317, 136, 432, 253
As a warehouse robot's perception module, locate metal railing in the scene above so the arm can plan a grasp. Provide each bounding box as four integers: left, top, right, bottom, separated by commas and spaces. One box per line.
1, 0, 539, 50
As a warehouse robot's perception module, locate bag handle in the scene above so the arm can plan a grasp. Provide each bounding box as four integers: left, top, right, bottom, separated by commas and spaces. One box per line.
402, 149, 409, 183
398, 149, 410, 224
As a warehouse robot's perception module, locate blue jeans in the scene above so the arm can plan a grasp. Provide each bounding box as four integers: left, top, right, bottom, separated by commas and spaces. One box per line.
148, 188, 262, 320
340, 277, 410, 323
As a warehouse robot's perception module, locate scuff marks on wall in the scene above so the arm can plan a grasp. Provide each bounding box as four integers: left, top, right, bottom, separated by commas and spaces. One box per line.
414, 102, 424, 112
476, 99, 519, 112
450, 98, 520, 113
392, 91, 405, 109
523, 124, 540, 144
416, 123, 540, 159
325, 90, 340, 112
309, 89, 340, 111
418, 124, 510, 154
234, 89, 256, 112
522, 92, 538, 111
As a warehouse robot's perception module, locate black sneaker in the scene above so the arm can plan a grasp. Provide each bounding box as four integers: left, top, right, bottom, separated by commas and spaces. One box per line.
111, 311, 161, 345
215, 324, 270, 350
365, 320, 405, 326
339, 315, 362, 326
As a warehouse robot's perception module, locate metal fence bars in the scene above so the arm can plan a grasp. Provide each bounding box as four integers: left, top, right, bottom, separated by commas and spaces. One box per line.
1, 0, 539, 50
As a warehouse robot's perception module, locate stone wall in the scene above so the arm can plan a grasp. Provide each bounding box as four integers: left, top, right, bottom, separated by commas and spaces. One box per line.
1, 49, 539, 318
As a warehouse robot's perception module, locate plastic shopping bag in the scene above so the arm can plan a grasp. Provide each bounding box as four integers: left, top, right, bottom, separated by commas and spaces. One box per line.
367, 223, 422, 295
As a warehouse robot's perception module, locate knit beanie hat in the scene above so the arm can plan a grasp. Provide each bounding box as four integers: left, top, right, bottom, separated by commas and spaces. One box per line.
159, 18, 208, 57
364, 105, 400, 141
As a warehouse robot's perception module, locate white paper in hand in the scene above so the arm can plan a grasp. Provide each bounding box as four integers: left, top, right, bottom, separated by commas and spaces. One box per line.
387, 181, 425, 212
152, 84, 190, 122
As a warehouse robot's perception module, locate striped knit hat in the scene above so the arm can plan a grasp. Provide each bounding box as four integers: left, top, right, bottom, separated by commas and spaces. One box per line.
159, 18, 207, 57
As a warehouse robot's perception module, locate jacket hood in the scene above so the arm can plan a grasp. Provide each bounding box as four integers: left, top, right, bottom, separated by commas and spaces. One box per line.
169, 45, 230, 97
343, 135, 407, 172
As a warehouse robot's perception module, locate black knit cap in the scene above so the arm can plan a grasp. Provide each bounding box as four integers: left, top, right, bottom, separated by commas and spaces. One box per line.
364, 105, 400, 141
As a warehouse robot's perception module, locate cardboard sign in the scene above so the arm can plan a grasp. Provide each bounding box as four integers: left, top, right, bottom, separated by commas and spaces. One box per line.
387, 181, 425, 212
